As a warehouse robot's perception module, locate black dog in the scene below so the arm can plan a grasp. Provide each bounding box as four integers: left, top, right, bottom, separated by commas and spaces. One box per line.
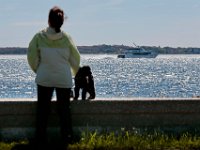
74, 66, 95, 100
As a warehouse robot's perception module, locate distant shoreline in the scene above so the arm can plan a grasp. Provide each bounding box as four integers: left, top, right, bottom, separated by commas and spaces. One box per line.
0, 44, 200, 54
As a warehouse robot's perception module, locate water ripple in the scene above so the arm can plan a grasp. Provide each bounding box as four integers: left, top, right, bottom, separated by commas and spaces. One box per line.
0, 54, 200, 98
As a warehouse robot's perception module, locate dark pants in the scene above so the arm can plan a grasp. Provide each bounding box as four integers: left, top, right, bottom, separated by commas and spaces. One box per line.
35, 85, 73, 146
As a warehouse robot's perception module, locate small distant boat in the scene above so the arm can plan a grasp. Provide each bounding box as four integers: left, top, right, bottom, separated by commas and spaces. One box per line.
117, 43, 158, 58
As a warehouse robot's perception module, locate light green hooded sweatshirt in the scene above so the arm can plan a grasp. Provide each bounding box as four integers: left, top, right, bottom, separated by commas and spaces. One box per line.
27, 27, 80, 88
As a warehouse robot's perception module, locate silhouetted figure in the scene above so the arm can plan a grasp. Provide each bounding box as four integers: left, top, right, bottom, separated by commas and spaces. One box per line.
74, 66, 95, 100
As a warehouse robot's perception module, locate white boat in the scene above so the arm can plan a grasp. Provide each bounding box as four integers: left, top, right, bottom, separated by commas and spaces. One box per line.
117, 43, 158, 58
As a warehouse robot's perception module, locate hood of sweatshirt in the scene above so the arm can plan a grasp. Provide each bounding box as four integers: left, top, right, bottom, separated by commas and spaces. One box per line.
41, 27, 63, 41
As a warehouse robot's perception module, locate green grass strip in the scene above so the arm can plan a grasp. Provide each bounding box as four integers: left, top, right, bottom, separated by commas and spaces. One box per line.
1, 132, 200, 150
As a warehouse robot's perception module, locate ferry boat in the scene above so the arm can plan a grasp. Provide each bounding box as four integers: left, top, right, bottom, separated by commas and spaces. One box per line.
117, 43, 158, 58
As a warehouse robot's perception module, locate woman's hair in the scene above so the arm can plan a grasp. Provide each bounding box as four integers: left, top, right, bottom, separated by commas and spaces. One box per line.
48, 6, 64, 33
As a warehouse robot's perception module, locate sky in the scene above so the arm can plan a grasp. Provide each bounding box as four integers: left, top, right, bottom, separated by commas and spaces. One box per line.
1, 0, 200, 48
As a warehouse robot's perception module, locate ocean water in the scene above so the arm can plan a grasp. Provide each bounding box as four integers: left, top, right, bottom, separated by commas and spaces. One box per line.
0, 54, 200, 98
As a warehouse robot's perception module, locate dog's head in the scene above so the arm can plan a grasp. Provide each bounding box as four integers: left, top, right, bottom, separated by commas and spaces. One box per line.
81, 66, 92, 76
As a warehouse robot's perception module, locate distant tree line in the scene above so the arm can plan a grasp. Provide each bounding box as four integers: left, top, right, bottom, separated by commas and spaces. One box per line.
0, 45, 200, 54
142, 46, 200, 54
0, 47, 27, 54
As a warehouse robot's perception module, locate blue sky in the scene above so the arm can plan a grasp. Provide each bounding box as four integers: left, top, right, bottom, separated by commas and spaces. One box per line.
1, 0, 200, 48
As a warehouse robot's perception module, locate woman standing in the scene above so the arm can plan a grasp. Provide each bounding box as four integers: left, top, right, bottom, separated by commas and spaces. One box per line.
27, 6, 80, 149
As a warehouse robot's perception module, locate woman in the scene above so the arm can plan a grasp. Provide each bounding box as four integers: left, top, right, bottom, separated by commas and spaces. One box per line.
27, 6, 80, 149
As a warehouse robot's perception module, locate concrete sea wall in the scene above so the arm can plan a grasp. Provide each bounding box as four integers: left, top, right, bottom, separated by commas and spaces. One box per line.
1, 98, 200, 140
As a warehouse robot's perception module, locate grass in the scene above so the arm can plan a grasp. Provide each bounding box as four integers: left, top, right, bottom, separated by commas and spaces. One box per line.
69, 131, 200, 150
2, 131, 200, 150
0, 141, 28, 150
